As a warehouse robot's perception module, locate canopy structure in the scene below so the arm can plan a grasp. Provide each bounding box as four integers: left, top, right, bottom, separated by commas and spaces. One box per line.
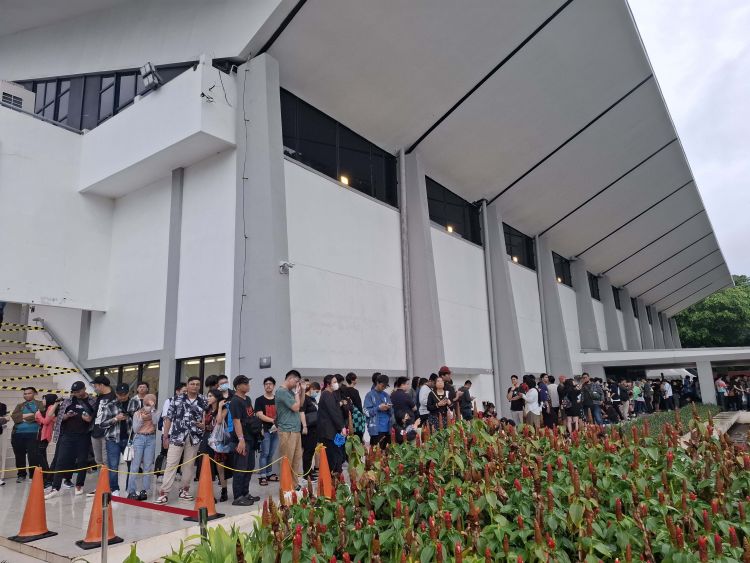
264, 0, 731, 316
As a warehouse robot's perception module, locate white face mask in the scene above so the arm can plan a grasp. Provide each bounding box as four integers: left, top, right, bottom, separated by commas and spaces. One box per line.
219, 383, 230, 391
311, 391, 319, 399
331, 381, 340, 391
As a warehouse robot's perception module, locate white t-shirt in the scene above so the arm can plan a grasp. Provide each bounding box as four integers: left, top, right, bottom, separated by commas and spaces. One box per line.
418, 385, 431, 415
547, 383, 559, 408
663, 382, 673, 399
523, 388, 542, 415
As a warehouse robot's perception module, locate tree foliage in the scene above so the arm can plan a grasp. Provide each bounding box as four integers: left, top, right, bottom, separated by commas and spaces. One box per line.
675, 275, 750, 347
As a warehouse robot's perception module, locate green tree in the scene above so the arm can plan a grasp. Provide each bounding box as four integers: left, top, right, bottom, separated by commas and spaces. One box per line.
675, 275, 750, 347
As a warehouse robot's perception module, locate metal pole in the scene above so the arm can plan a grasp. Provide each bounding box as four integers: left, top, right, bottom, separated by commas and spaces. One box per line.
101, 492, 111, 563
199, 507, 209, 542
480, 200, 503, 412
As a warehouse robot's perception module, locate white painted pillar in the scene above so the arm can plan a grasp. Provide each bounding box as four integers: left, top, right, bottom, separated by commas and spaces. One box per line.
651, 306, 665, 348
619, 288, 641, 350
598, 276, 624, 351
662, 313, 674, 348
571, 259, 600, 350
637, 299, 654, 349
670, 318, 682, 348
696, 360, 717, 405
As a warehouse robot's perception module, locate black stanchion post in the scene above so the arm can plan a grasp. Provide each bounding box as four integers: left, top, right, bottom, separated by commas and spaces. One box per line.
199, 507, 208, 542
101, 492, 111, 563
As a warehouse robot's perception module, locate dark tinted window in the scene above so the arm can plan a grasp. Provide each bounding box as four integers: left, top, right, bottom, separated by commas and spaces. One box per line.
632, 297, 639, 318
280, 88, 398, 208
426, 177, 481, 245
503, 223, 535, 270
588, 272, 600, 300
613, 287, 621, 310
117, 74, 137, 109
553, 252, 572, 287
98, 75, 115, 121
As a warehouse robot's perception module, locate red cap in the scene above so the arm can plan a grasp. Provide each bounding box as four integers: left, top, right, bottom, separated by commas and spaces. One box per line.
438, 366, 451, 375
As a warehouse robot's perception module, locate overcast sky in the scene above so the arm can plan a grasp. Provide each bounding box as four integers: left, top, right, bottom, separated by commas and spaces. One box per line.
628, 0, 750, 275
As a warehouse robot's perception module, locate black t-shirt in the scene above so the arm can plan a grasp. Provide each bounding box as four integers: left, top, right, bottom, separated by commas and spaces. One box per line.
253, 395, 276, 431
229, 394, 254, 439
508, 386, 524, 411
391, 389, 416, 420
62, 397, 95, 434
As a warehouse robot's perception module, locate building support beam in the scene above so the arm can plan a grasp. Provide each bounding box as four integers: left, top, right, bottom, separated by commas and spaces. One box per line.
696, 360, 717, 405
651, 306, 665, 349
484, 200, 525, 415
598, 276, 624, 351
535, 235, 573, 376
401, 151, 445, 379
670, 317, 682, 348
661, 313, 675, 348
158, 167, 184, 404
637, 299, 654, 349
619, 288, 641, 350
571, 259, 600, 350
231, 54, 292, 399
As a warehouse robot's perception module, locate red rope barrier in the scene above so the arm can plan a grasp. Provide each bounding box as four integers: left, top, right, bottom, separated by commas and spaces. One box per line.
111, 495, 198, 518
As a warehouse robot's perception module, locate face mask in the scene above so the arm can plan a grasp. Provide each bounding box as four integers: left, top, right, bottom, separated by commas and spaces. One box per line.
311, 391, 319, 399
331, 381, 340, 391
219, 383, 230, 391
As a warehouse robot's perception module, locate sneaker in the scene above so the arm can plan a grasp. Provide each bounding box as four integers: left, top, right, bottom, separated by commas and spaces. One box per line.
86, 490, 97, 497
178, 489, 194, 501
0, 479, 5, 486
138, 490, 148, 501
248, 494, 261, 502
154, 494, 168, 504
75, 487, 84, 496
156, 475, 164, 483
44, 489, 60, 500
16, 476, 25, 484
127, 492, 139, 500
62, 479, 74, 489
232, 496, 255, 506
112, 490, 121, 497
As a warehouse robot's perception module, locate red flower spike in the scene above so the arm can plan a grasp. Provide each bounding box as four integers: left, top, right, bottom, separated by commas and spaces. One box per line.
744, 455, 750, 470
517, 555, 524, 563
503, 534, 510, 555
615, 498, 623, 521
398, 463, 404, 475
702, 509, 711, 532
714, 533, 722, 554
355, 520, 362, 531
330, 557, 337, 563
343, 554, 351, 563
456, 486, 462, 497
517, 514, 524, 530
455, 543, 463, 563
436, 541, 443, 563
730, 527, 740, 548
514, 478, 522, 492
444, 511, 452, 530
698, 536, 708, 562
711, 498, 719, 516
676, 526, 684, 549
368, 510, 376, 526
395, 499, 402, 518
429, 516, 437, 540
690, 492, 698, 502
666, 450, 674, 470
626, 544, 632, 563
739, 501, 746, 520
547, 534, 556, 549
658, 490, 665, 504
291, 491, 298, 505
557, 456, 563, 470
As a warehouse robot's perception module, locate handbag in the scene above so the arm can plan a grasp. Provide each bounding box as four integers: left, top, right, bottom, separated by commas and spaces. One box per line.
122, 424, 135, 462
208, 421, 233, 454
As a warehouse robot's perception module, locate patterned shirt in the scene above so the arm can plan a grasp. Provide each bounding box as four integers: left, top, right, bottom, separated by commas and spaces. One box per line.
166, 393, 208, 446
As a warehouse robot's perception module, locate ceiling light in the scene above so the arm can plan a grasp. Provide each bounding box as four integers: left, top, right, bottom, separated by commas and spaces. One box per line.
512, 256, 519, 263
123, 367, 137, 372
216, 358, 225, 362
340, 175, 349, 186
204, 358, 214, 364
447, 225, 454, 233
186, 360, 200, 365
557, 277, 563, 283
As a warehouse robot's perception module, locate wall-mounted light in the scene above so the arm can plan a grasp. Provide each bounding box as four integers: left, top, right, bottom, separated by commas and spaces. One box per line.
512, 256, 519, 263
340, 175, 349, 186
447, 225, 454, 233
557, 277, 563, 283
139, 62, 163, 92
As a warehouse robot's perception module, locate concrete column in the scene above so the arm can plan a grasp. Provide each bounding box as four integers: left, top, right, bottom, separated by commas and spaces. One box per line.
485, 201, 525, 415
670, 318, 682, 348
651, 307, 665, 348
158, 168, 184, 405
661, 313, 674, 348
696, 360, 717, 405
78, 310, 91, 362
619, 287, 641, 350
535, 235, 573, 376
402, 151, 445, 379
636, 299, 654, 349
230, 54, 292, 400
586, 364, 606, 380
598, 275, 624, 351
571, 259, 600, 350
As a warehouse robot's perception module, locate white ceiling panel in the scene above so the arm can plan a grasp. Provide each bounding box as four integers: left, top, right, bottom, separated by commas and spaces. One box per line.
663, 278, 733, 317
656, 267, 731, 312
0, 0, 128, 36
638, 252, 726, 305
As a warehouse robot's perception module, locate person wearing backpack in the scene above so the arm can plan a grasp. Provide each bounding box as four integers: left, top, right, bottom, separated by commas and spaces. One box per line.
581, 373, 603, 426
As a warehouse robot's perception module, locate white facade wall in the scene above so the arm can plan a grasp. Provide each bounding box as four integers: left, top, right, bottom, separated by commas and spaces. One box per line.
0, 0, 281, 80
592, 299, 608, 351
175, 150, 236, 359
431, 228, 492, 371
285, 161, 406, 372
0, 109, 113, 310
508, 263, 546, 373
88, 178, 172, 359
616, 309, 628, 349
31, 305, 82, 359
558, 284, 582, 373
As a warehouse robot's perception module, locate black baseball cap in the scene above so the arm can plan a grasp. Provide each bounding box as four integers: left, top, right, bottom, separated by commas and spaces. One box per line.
115, 383, 130, 395
71, 381, 86, 392
92, 375, 111, 386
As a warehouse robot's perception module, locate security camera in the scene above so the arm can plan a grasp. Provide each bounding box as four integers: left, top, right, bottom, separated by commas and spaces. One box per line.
279, 261, 295, 275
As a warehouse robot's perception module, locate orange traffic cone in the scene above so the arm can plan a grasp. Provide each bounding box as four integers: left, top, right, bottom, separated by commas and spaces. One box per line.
9, 469, 57, 543
279, 456, 294, 504
317, 446, 334, 499
185, 455, 224, 521
76, 466, 123, 549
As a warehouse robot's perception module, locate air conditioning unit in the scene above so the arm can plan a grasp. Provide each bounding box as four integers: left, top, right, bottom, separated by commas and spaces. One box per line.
1, 80, 35, 111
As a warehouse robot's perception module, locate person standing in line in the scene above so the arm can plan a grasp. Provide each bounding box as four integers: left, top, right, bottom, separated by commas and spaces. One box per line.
126, 394, 159, 500
228, 375, 261, 506
96, 382, 132, 495
618, 380, 631, 420
10, 387, 43, 483
275, 370, 304, 488
458, 380, 474, 421
390, 376, 417, 422
426, 375, 453, 431
156, 376, 207, 504
34, 393, 58, 490
418, 376, 433, 425
522, 375, 542, 429
90, 376, 113, 472
317, 375, 346, 475
343, 372, 365, 442
547, 375, 560, 427
365, 374, 393, 448
156, 382, 186, 478
662, 379, 674, 411
642, 378, 653, 413
301, 382, 320, 482
0, 401, 7, 486
45, 382, 95, 498
255, 377, 279, 487
537, 374, 550, 427
127, 381, 150, 415
409, 377, 421, 404
199, 389, 230, 503
506, 375, 525, 427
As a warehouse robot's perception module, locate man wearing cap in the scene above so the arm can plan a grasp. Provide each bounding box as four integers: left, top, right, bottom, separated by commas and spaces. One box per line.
228, 374, 261, 506
364, 374, 393, 449
10, 387, 43, 483
45, 382, 96, 498
95, 382, 133, 495
90, 375, 113, 469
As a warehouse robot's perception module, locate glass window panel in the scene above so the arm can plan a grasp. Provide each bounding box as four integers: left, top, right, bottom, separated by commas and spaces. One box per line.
57, 91, 69, 122
384, 157, 397, 207
99, 86, 115, 121
613, 287, 621, 310
297, 100, 337, 179
118, 74, 136, 109
59, 80, 71, 95
101, 76, 115, 90
157, 65, 191, 84
280, 89, 298, 155
81, 75, 101, 130
202, 355, 226, 387
588, 272, 600, 300
632, 298, 639, 318
338, 126, 372, 195
140, 362, 160, 400
34, 82, 46, 113
179, 358, 201, 385
44, 81, 56, 106
121, 364, 139, 392
102, 367, 119, 386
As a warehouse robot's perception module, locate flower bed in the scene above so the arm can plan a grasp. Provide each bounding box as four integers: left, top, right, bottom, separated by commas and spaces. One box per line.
136, 407, 750, 562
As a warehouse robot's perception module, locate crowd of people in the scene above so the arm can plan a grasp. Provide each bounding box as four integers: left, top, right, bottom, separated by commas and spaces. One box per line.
0, 367, 746, 497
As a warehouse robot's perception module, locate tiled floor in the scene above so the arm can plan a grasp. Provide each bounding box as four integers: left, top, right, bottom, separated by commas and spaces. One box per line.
0, 464, 280, 561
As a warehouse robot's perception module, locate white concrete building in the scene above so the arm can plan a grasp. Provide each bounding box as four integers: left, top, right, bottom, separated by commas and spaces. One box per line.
0, 0, 741, 411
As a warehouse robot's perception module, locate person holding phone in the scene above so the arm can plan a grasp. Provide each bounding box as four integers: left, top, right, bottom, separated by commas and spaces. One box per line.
364, 373, 393, 449
127, 394, 159, 500
275, 370, 304, 490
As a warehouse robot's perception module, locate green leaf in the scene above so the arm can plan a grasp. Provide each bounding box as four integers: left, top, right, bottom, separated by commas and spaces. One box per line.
420, 544, 436, 563
485, 491, 498, 509
546, 514, 559, 532
569, 502, 584, 527
593, 542, 613, 558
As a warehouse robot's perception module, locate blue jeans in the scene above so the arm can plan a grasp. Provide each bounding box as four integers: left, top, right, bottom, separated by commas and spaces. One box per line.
588, 404, 603, 425
127, 434, 156, 495
258, 431, 279, 478
106, 439, 128, 492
